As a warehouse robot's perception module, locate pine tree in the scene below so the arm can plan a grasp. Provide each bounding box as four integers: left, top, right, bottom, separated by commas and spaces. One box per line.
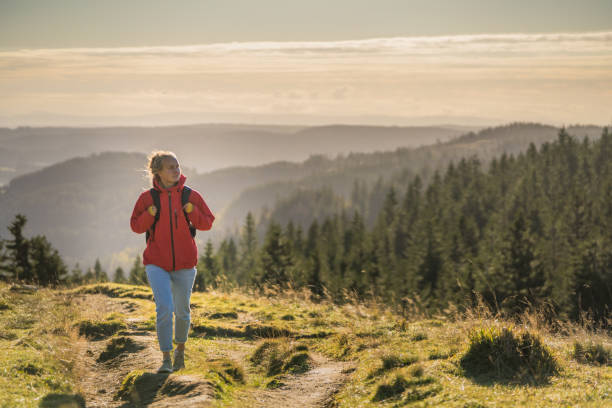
93, 259, 109, 282
69, 263, 83, 286
29, 235, 67, 285
493, 214, 550, 314
237, 212, 258, 285
259, 222, 292, 289
114, 267, 127, 283
128, 256, 147, 285
5, 214, 31, 282
197, 240, 218, 290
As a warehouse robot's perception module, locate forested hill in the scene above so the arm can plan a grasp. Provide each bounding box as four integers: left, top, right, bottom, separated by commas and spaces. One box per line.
218, 123, 603, 232
212, 128, 612, 322
0, 123, 604, 274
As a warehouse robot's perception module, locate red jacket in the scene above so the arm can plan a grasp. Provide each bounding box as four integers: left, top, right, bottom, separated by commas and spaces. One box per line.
130, 174, 215, 272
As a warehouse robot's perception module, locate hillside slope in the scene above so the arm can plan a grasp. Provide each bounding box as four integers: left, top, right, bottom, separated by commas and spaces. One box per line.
1, 282, 610, 407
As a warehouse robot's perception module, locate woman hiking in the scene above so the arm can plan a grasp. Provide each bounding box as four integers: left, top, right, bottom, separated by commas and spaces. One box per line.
130, 151, 215, 373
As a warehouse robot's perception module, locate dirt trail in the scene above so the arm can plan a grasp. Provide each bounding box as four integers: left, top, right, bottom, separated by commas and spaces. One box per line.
245, 354, 355, 408
73, 294, 353, 407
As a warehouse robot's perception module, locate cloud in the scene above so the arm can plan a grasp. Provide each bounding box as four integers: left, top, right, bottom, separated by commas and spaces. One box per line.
0, 31, 610, 125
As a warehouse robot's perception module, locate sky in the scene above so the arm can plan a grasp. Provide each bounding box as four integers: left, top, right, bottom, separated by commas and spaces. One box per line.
1, 0, 611, 127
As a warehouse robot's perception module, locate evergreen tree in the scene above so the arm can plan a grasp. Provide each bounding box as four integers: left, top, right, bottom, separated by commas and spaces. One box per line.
571, 240, 612, 323
128, 256, 147, 285
114, 266, 127, 283
196, 240, 218, 290
29, 235, 67, 285
69, 263, 83, 286
259, 222, 293, 288
491, 214, 550, 314
5, 214, 31, 282
237, 212, 258, 285
93, 258, 109, 282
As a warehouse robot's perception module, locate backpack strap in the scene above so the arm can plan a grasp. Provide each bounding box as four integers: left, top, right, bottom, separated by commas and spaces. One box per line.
145, 188, 161, 243
182, 186, 196, 238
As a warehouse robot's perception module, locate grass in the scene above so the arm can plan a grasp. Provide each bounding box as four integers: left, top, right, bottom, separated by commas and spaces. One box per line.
572, 340, 611, 366
76, 318, 127, 340
3, 281, 612, 407
71, 283, 153, 300
459, 326, 559, 384
0, 283, 82, 407
250, 340, 313, 376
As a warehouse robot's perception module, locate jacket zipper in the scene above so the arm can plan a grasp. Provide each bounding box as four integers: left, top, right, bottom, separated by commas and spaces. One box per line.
168, 191, 176, 271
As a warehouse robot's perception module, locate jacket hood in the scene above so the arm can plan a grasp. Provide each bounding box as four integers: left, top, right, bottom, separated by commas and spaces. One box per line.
153, 174, 187, 192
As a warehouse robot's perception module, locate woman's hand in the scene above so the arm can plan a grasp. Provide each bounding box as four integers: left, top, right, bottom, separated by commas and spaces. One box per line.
183, 202, 193, 214
148, 205, 157, 216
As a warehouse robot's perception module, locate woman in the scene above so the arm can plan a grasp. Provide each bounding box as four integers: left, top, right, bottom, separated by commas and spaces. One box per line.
130, 151, 215, 373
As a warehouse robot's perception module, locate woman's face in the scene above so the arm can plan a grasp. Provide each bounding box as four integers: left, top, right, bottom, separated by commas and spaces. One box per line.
158, 157, 181, 187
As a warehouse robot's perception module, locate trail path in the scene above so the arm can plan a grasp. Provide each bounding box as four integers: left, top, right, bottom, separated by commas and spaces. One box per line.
72, 294, 353, 407
244, 354, 354, 408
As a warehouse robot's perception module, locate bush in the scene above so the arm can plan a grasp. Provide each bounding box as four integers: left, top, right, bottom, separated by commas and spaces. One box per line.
460, 326, 558, 384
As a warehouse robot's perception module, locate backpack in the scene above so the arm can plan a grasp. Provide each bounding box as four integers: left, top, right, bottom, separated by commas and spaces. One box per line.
145, 186, 196, 243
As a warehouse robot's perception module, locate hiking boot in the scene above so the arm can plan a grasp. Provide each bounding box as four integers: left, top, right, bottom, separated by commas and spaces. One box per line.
173, 349, 185, 371
157, 358, 173, 373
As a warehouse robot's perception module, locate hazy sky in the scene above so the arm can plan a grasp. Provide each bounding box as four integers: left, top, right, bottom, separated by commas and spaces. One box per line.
1, 1, 611, 126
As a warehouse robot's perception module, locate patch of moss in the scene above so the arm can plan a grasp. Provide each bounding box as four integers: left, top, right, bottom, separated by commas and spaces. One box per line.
573, 340, 611, 366
460, 326, 558, 384
77, 319, 126, 340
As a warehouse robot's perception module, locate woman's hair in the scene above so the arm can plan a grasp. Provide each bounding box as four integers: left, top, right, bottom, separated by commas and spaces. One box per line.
146, 150, 177, 184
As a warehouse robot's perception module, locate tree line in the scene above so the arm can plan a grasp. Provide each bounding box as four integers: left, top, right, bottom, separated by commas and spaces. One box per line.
202, 129, 611, 322
1, 128, 609, 324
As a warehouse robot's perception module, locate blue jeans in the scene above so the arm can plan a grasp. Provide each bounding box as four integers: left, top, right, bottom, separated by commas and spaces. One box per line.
145, 264, 197, 352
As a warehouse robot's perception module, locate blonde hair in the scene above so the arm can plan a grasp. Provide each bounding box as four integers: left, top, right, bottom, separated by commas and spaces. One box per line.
146, 150, 178, 184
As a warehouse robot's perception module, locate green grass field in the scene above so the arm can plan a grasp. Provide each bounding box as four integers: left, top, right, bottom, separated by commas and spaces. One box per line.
0, 282, 610, 407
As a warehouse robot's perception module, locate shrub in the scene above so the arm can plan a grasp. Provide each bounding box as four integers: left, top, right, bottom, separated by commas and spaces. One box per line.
460, 326, 558, 384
